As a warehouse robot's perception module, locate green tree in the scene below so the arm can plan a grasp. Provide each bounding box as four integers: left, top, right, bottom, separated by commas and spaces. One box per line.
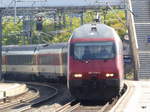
2, 9, 127, 45
104, 10, 127, 38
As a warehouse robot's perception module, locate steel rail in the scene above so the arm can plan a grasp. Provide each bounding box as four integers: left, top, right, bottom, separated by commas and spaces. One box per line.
55, 100, 80, 112
97, 102, 109, 112
0, 87, 39, 112
2, 81, 58, 112
55, 99, 75, 112
14, 82, 58, 112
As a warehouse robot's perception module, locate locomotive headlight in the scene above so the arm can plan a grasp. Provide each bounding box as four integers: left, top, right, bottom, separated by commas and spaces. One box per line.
106, 73, 110, 77
106, 73, 114, 77
74, 74, 82, 78
110, 74, 114, 77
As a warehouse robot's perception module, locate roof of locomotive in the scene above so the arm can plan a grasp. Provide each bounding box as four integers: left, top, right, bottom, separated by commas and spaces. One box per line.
72, 23, 119, 39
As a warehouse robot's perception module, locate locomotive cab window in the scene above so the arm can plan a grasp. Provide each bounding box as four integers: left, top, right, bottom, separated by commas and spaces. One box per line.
71, 42, 116, 60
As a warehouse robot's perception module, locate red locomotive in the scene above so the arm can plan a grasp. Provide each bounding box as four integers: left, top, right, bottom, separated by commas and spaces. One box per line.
68, 23, 124, 100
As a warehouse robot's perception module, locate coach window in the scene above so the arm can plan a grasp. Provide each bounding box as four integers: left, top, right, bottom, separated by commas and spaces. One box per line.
7, 55, 15, 65
40, 55, 50, 65
39, 54, 60, 65
7, 54, 34, 65
25, 55, 33, 65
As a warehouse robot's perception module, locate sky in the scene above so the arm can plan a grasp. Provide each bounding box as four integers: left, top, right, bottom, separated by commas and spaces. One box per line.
0, 0, 124, 8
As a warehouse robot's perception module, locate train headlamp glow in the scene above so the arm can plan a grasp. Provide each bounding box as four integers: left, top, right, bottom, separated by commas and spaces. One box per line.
106, 73, 114, 77
74, 74, 82, 78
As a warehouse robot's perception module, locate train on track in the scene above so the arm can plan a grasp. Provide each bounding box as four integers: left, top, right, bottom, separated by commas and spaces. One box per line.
2, 23, 124, 100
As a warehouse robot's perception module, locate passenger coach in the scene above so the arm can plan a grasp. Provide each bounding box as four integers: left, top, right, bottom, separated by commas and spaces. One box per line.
2, 43, 67, 81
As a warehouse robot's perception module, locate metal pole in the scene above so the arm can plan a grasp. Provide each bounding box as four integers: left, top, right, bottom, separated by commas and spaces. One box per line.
54, 13, 56, 30
70, 16, 72, 32
14, 0, 17, 23
80, 11, 84, 25
63, 10, 66, 28
58, 10, 62, 29
29, 15, 32, 44
0, 10, 2, 81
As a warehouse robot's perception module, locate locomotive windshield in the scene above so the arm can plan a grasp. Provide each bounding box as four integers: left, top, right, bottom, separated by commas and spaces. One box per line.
72, 42, 115, 60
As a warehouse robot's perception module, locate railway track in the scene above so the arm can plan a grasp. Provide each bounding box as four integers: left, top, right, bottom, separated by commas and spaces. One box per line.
1, 81, 58, 112
46, 83, 126, 112
55, 101, 109, 112
1, 81, 126, 112
71, 102, 109, 112
55, 99, 78, 112
55, 97, 118, 112
0, 86, 39, 112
